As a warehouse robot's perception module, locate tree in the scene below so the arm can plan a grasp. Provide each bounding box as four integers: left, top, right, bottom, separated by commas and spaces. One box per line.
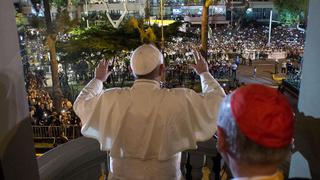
57, 18, 185, 66
274, 0, 309, 26
16, 12, 28, 30
201, 0, 213, 60
29, 0, 78, 110
41, 0, 79, 111
43, 0, 63, 111
225, 0, 250, 30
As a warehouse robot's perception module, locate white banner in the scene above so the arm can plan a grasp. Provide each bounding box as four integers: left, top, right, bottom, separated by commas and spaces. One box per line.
268, 51, 287, 60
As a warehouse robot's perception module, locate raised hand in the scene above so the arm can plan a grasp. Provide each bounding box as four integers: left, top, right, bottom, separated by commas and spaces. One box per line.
190, 49, 209, 75
95, 59, 112, 82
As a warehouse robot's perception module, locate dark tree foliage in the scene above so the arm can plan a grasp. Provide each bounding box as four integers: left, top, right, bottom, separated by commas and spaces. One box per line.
57, 19, 185, 64
274, 0, 309, 25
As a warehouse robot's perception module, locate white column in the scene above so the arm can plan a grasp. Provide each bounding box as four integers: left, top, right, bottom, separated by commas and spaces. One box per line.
298, 0, 320, 118
0, 0, 29, 142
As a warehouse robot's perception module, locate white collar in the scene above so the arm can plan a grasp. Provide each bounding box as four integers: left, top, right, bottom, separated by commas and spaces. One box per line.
133, 79, 160, 88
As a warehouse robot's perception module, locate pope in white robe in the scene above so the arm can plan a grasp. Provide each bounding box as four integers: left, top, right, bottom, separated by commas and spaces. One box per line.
74, 44, 226, 180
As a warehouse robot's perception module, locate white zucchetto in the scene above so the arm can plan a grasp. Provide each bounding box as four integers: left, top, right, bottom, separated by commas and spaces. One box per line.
130, 44, 164, 75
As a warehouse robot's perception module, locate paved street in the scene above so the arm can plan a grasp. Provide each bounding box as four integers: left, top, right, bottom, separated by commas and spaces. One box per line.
236, 59, 287, 87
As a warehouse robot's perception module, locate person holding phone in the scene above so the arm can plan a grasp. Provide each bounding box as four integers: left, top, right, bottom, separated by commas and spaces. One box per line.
74, 44, 225, 180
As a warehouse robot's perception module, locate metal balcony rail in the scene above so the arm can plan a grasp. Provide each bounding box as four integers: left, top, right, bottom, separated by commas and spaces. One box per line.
32, 125, 82, 140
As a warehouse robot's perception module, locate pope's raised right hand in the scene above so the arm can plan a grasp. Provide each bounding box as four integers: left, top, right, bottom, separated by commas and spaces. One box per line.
95, 59, 112, 82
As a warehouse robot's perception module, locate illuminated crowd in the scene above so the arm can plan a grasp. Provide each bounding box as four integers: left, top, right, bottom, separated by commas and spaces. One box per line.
165, 24, 304, 62
26, 71, 80, 126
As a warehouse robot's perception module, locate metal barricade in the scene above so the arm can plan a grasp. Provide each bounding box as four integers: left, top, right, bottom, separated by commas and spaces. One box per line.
32, 125, 82, 140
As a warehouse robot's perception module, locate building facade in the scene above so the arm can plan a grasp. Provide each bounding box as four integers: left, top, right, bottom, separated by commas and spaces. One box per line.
47, 0, 277, 23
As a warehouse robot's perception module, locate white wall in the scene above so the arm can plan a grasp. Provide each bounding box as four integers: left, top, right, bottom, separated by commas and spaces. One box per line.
298, 0, 320, 118
0, 0, 29, 142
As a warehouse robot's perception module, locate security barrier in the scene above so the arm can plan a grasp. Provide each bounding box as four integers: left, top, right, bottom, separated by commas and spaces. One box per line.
32, 125, 82, 140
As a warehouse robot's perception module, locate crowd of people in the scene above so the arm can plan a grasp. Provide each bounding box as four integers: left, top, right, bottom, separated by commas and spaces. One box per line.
26, 71, 80, 127
205, 23, 305, 55
169, 25, 303, 60
71, 56, 237, 90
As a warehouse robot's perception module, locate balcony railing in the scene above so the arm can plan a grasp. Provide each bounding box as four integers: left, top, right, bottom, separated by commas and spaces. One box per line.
33, 126, 224, 179
36, 136, 225, 179
32, 125, 82, 140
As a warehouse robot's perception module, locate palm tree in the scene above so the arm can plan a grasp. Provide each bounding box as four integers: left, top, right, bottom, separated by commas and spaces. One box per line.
43, 0, 63, 111
43, 0, 79, 111
201, 0, 213, 60
225, 0, 250, 30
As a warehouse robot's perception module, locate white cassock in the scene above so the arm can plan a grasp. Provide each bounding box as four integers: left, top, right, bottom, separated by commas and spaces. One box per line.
73, 72, 226, 180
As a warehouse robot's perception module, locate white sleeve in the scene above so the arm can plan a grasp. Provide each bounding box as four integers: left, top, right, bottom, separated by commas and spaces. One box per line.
73, 79, 123, 151
73, 79, 103, 125
165, 79, 226, 155
73, 79, 108, 147
190, 72, 225, 140
183, 87, 225, 142
200, 72, 226, 96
